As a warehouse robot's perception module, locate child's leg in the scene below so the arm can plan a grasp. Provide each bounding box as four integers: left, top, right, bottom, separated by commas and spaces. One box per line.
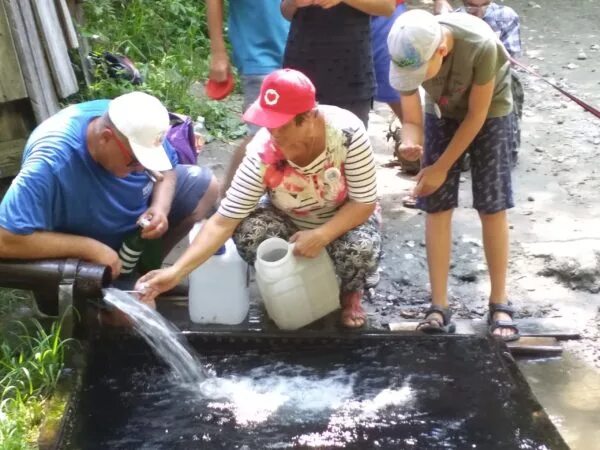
416, 115, 463, 331
470, 116, 517, 340
480, 210, 509, 304
426, 209, 453, 308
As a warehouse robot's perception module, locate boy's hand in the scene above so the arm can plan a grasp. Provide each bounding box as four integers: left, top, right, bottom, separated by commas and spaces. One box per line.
209, 52, 230, 83
295, 0, 315, 6
413, 165, 448, 197
314, 0, 341, 8
397, 143, 423, 162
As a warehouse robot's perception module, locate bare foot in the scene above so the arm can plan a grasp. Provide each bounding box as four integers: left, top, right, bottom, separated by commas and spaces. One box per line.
340, 291, 366, 328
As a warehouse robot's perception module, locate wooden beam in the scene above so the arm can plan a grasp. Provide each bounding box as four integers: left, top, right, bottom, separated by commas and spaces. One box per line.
31, 0, 78, 99
55, 0, 78, 49
4, 0, 60, 121
0, 138, 26, 178
388, 318, 580, 340
0, 0, 27, 102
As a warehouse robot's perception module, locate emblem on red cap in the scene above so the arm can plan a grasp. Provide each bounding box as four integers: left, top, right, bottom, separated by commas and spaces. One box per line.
264, 89, 280, 106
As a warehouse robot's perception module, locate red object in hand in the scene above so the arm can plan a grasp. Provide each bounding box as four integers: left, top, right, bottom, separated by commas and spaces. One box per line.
205, 72, 235, 100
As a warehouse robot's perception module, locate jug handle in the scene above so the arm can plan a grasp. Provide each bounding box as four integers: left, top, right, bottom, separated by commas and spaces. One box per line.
288, 242, 296, 256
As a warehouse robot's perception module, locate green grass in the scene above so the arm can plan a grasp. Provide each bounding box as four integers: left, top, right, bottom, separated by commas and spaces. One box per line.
0, 289, 72, 449
76, 0, 246, 141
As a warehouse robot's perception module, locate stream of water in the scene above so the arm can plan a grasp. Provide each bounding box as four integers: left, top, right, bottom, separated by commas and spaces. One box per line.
102, 288, 208, 383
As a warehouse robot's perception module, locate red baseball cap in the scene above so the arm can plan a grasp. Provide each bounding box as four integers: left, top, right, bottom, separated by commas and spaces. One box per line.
242, 69, 316, 129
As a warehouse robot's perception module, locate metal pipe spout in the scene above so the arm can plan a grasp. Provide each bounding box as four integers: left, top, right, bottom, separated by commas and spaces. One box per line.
0, 258, 111, 316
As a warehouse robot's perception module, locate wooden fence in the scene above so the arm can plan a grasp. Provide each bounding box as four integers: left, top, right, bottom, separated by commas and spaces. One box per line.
0, 0, 81, 178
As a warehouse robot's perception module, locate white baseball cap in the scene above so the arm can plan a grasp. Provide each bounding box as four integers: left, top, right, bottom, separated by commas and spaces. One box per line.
387, 10, 443, 92
108, 92, 172, 171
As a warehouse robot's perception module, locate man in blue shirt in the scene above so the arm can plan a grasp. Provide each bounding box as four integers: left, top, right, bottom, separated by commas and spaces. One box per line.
207, 0, 290, 189
0, 92, 219, 280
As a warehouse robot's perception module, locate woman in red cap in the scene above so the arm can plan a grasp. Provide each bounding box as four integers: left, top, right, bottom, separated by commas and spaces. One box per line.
137, 69, 380, 328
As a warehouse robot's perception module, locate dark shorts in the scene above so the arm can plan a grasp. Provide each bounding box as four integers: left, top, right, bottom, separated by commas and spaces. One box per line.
241, 75, 266, 135
168, 164, 214, 226
371, 4, 407, 103
416, 114, 514, 214
335, 99, 372, 128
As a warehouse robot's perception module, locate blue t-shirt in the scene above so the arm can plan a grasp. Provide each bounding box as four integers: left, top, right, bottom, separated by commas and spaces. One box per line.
228, 0, 289, 76
0, 100, 177, 250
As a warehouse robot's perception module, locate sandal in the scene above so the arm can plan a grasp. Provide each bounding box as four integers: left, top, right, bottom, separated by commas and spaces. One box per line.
340, 291, 366, 328
488, 303, 520, 342
416, 306, 456, 334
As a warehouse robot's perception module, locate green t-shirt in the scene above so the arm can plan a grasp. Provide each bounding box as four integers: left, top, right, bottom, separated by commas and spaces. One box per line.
417, 13, 512, 120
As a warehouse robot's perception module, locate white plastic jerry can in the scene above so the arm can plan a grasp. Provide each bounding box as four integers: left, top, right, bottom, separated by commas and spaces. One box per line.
188, 223, 249, 325
254, 237, 340, 330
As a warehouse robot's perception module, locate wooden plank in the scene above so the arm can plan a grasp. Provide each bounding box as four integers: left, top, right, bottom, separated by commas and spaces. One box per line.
54, 0, 78, 49
0, 100, 30, 140
31, 0, 78, 99
65, 0, 92, 87
388, 318, 581, 340
0, 138, 26, 178
0, 0, 27, 102
506, 337, 563, 357
4, 0, 60, 121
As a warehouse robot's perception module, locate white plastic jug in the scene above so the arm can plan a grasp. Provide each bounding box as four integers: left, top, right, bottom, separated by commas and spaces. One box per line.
188, 223, 249, 324
254, 237, 340, 330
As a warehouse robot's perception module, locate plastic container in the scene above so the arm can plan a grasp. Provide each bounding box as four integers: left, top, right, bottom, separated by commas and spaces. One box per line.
254, 237, 340, 330
188, 223, 249, 324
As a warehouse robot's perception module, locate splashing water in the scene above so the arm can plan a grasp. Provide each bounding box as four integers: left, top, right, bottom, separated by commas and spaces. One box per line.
102, 288, 209, 383
101, 288, 404, 431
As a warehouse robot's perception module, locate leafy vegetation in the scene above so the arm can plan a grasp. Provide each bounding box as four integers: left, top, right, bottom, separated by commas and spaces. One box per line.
77, 0, 245, 140
0, 290, 72, 449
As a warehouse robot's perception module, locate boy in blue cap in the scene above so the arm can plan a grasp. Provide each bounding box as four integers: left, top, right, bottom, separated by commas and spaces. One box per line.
388, 9, 519, 341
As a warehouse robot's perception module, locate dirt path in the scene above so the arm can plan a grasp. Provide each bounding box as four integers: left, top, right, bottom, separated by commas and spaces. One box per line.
198, 0, 600, 369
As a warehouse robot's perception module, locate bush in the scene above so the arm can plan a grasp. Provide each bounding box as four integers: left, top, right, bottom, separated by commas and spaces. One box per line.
78, 0, 245, 140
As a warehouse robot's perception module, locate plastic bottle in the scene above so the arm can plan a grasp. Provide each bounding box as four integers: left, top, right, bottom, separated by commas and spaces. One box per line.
187, 223, 249, 324
118, 217, 151, 275
254, 237, 340, 330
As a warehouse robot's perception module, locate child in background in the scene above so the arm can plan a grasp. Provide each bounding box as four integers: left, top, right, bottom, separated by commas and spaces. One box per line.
435, 0, 524, 165
388, 9, 519, 341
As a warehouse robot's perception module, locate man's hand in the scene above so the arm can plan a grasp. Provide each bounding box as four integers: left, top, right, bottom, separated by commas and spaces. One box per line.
313, 0, 341, 8
434, 0, 453, 14
413, 164, 448, 197
92, 245, 122, 280
209, 52, 230, 83
397, 143, 423, 162
135, 266, 182, 302
289, 229, 329, 258
139, 207, 169, 240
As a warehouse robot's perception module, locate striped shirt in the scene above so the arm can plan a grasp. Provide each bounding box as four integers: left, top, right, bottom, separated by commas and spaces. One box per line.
218, 105, 377, 229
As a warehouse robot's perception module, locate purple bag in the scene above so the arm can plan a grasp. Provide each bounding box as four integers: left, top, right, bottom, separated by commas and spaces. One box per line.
166, 113, 198, 165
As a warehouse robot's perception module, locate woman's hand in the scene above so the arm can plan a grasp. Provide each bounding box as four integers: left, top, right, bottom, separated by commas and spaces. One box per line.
289, 229, 329, 258
135, 266, 182, 302
413, 164, 448, 197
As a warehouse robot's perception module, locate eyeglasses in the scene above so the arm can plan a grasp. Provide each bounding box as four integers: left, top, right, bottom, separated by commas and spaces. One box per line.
106, 127, 140, 168
464, 2, 490, 14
